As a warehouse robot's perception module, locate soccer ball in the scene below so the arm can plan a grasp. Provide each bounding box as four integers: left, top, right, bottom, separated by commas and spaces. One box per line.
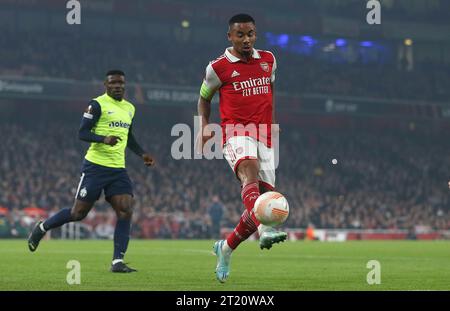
253, 191, 289, 226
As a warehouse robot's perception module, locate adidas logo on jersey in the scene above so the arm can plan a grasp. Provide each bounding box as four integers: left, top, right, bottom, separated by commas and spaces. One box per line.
231, 70, 240, 78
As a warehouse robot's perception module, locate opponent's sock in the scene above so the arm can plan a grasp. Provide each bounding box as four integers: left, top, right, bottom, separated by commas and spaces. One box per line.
42, 208, 72, 231
113, 218, 131, 260
241, 181, 261, 226
226, 209, 258, 250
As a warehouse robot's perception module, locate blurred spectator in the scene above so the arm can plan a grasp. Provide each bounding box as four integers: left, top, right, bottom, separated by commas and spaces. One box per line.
1, 31, 449, 102
0, 109, 449, 240
208, 196, 224, 239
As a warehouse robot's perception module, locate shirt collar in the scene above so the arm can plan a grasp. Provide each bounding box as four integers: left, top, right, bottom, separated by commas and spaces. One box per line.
105, 93, 123, 103
224, 47, 261, 63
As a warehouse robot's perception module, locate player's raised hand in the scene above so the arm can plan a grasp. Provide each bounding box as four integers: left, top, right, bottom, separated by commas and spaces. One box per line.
142, 153, 155, 167
103, 135, 122, 146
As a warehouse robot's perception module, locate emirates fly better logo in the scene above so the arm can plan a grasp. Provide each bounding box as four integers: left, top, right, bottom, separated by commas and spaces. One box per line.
232, 77, 271, 97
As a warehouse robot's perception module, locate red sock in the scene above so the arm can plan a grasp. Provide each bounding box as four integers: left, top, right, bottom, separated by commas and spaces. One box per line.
241, 182, 261, 226
226, 209, 258, 249
226, 182, 261, 250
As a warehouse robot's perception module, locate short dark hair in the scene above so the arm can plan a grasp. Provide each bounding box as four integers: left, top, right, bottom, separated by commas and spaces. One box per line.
228, 14, 255, 26
106, 70, 125, 77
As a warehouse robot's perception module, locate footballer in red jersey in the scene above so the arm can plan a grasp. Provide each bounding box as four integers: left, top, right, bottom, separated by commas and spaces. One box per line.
197, 13, 288, 283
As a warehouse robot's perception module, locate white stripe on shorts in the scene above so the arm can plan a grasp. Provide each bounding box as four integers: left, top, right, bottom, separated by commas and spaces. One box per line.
75, 173, 85, 199
227, 143, 236, 162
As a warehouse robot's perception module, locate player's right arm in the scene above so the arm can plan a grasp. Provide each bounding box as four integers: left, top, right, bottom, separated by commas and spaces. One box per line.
78, 100, 120, 146
196, 63, 221, 149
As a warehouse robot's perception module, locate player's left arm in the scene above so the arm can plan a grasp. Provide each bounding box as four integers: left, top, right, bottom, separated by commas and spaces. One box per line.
127, 123, 155, 167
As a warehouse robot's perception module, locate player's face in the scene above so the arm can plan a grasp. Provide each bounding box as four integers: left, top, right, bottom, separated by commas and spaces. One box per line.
228, 22, 257, 57
105, 74, 125, 101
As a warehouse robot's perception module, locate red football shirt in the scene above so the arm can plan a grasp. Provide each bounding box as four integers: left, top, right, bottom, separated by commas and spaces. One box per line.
202, 48, 277, 147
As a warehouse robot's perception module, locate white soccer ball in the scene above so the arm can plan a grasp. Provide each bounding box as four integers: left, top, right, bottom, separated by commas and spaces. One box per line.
253, 191, 289, 226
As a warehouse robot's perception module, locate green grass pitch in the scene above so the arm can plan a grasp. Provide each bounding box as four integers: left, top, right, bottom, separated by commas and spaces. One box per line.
0, 239, 449, 290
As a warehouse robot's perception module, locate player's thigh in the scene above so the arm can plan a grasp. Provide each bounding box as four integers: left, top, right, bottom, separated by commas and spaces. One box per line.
223, 136, 258, 178
257, 141, 276, 189
105, 171, 134, 212
74, 170, 103, 203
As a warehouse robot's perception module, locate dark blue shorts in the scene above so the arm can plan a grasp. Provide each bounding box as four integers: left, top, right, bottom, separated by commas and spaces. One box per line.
75, 160, 133, 202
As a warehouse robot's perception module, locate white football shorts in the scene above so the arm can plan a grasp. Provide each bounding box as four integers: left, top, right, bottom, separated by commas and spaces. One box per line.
223, 136, 276, 189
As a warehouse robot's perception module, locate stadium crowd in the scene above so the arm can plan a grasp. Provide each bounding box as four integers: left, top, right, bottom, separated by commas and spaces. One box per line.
1, 32, 450, 102
1, 112, 449, 239
1, 4, 449, 239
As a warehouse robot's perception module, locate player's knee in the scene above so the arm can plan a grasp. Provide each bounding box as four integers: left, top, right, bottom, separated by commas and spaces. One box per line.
117, 205, 133, 219
237, 161, 259, 185
71, 209, 88, 221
